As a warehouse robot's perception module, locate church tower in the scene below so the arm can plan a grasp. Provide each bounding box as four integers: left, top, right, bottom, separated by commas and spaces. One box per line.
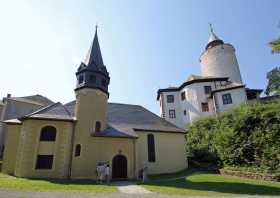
199, 25, 243, 83
74, 27, 110, 134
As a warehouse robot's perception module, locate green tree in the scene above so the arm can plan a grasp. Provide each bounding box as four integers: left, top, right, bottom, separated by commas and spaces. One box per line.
265, 67, 280, 96
270, 22, 280, 53
270, 38, 280, 53
186, 101, 280, 173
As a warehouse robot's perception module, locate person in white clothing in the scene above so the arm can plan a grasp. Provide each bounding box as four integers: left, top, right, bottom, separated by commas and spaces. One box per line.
96, 163, 105, 183
105, 164, 110, 183
142, 162, 148, 182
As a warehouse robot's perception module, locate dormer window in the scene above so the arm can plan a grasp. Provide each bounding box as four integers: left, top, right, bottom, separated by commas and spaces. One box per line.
78, 75, 84, 84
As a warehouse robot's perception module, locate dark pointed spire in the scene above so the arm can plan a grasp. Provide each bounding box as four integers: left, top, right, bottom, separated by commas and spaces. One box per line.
84, 25, 104, 67
75, 26, 110, 95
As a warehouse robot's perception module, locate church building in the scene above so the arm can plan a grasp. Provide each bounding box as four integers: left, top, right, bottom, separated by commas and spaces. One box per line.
1, 29, 187, 179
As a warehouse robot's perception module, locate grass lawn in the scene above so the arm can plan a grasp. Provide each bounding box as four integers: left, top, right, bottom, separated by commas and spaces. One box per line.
0, 173, 117, 192
141, 170, 280, 196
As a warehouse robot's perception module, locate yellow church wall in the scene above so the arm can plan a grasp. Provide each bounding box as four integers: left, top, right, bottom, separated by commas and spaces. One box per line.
14, 119, 74, 179
74, 88, 108, 134
135, 131, 187, 175
71, 137, 135, 179
2, 124, 21, 175
72, 88, 136, 179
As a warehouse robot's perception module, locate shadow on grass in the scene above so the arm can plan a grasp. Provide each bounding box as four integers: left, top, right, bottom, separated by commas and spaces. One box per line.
23, 177, 112, 186
144, 171, 280, 196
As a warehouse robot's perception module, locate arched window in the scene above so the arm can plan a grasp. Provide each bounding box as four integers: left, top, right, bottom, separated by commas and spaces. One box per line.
40, 126, 56, 141
75, 144, 81, 157
147, 134, 156, 162
95, 121, 101, 132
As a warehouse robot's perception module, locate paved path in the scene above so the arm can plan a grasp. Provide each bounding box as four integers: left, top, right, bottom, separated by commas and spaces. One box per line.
113, 181, 152, 194
0, 189, 279, 198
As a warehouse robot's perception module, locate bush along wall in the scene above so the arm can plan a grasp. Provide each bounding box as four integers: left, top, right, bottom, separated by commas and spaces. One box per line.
186, 99, 280, 175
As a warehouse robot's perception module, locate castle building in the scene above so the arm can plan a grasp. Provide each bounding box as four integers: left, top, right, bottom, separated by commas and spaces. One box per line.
1, 29, 187, 179
157, 26, 262, 129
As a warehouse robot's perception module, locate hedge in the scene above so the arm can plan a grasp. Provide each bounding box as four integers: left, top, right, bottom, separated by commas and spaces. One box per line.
186, 99, 280, 174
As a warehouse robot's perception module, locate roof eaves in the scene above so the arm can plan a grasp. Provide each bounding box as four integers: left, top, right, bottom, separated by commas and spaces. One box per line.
211, 85, 246, 96
19, 102, 60, 121
91, 133, 137, 139
3, 119, 22, 125
157, 77, 229, 100
9, 97, 45, 106
23, 116, 75, 122
245, 88, 263, 93
133, 128, 186, 134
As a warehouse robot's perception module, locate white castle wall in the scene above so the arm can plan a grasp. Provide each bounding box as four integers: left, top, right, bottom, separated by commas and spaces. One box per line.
182, 82, 215, 124
214, 87, 247, 112
159, 81, 221, 129
159, 91, 184, 128
200, 44, 243, 83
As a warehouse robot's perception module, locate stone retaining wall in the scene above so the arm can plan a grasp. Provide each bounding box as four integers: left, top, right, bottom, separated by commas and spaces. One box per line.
219, 169, 280, 182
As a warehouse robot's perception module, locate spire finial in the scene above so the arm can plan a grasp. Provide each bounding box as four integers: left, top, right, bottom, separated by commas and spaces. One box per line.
95, 24, 98, 33
209, 23, 214, 33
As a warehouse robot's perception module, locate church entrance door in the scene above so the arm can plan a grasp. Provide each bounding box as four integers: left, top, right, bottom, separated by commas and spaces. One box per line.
112, 154, 127, 180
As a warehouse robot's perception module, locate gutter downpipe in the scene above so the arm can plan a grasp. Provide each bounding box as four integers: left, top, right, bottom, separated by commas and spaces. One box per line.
68, 120, 76, 179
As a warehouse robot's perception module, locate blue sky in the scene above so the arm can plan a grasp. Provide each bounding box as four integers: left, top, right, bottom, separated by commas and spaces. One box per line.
0, 0, 279, 114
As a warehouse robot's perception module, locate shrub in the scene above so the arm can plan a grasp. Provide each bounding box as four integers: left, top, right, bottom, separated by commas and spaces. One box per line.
186, 100, 280, 173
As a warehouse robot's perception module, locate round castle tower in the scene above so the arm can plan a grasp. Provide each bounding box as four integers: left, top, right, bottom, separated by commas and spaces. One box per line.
199, 25, 243, 83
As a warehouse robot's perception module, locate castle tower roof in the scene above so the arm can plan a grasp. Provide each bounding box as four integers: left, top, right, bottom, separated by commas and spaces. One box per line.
206, 24, 224, 50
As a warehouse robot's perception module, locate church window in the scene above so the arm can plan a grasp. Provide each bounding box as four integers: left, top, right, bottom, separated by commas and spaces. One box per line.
204, 86, 212, 94
40, 126, 56, 141
222, 93, 232, 104
167, 95, 174, 103
183, 110, 187, 115
75, 144, 81, 157
201, 102, 209, 112
169, 109, 176, 118
181, 91, 186, 100
35, 155, 53, 169
78, 75, 84, 84
147, 134, 156, 162
95, 121, 101, 132
101, 79, 106, 87
89, 75, 96, 83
